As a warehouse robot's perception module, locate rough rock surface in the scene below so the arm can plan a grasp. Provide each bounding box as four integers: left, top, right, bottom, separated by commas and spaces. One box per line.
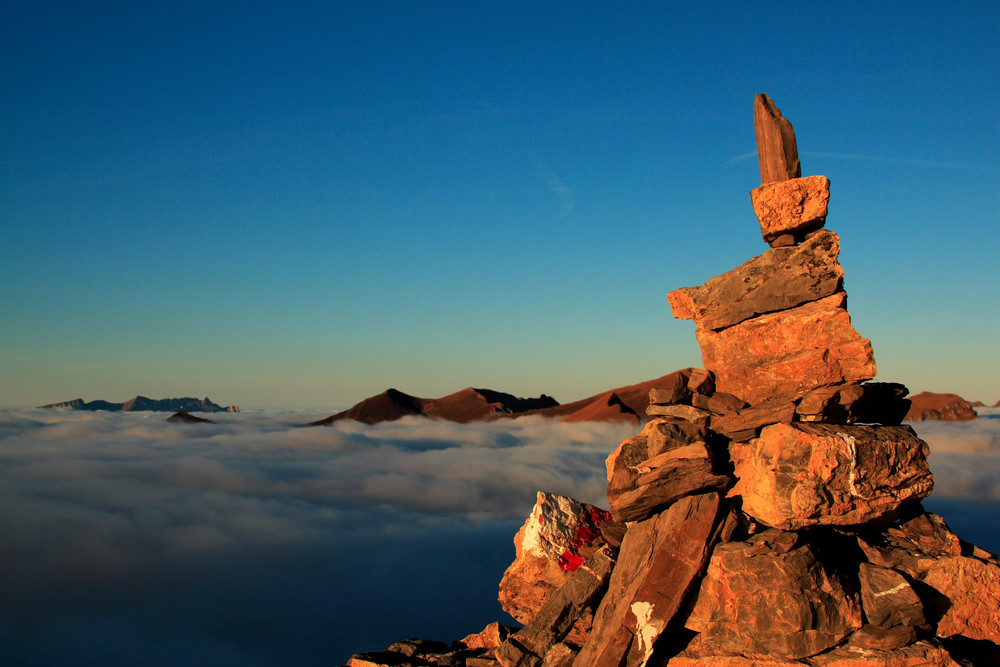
667, 229, 843, 331
684, 529, 862, 659
498, 492, 611, 624
921, 555, 1000, 643
574, 493, 725, 667
696, 292, 876, 405
750, 175, 831, 245
495, 547, 615, 667
666, 640, 961, 666
905, 391, 978, 422
729, 422, 933, 529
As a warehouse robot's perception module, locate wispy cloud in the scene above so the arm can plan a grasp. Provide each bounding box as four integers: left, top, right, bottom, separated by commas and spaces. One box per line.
725, 150, 757, 165
525, 150, 574, 219
0, 409, 996, 666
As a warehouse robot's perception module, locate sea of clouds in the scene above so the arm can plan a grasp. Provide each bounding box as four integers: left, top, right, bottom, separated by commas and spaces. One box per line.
1, 408, 998, 666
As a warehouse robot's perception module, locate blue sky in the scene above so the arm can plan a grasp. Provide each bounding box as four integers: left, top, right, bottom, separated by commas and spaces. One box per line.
2, 1, 997, 409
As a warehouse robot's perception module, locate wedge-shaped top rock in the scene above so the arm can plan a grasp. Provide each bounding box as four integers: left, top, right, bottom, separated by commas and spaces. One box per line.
668, 230, 843, 331
750, 175, 830, 245
684, 529, 862, 660
729, 423, 933, 530
696, 292, 876, 405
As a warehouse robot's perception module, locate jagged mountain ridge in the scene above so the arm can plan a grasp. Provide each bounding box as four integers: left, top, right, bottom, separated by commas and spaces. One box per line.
41, 396, 239, 413
308, 374, 690, 426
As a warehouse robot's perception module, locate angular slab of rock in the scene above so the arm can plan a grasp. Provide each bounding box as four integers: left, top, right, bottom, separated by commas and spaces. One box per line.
854, 563, 926, 650
710, 397, 796, 442
605, 418, 709, 484
495, 547, 616, 667
750, 175, 831, 245
857, 512, 967, 579
684, 529, 862, 659
499, 492, 612, 624
729, 423, 933, 530
921, 554, 1000, 643
606, 419, 728, 523
696, 292, 876, 405
573, 493, 724, 667
608, 446, 729, 523
668, 230, 843, 331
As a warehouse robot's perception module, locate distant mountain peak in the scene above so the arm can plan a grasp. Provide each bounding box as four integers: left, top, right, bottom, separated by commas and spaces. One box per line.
40, 396, 239, 413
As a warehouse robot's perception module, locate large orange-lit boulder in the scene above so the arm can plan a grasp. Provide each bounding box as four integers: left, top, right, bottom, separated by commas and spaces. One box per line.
696, 292, 876, 405
729, 423, 933, 530
750, 175, 831, 245
684, 529, 862, 659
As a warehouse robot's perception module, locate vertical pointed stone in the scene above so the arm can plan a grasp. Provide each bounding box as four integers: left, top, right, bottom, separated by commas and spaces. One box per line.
754, 94, 801, 184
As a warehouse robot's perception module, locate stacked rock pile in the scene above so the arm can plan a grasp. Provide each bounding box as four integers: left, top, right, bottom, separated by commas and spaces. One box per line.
342, 96, 999, 667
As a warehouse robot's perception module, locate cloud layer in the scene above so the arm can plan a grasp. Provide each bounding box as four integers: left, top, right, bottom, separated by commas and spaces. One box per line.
1, 409, 997, 665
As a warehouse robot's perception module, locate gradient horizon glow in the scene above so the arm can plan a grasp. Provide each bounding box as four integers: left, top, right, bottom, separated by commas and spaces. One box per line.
2, 2, 998, 410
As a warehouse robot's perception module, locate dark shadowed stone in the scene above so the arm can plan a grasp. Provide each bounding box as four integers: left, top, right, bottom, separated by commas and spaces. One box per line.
686, 369, 715, 396
854, 512, 1000, 644
649, 370, 693, 406
858, 563, 925, 628
692, 391, 745, 416
729, 423, 933, 530
574, 493, 725, 667
645, 404, 712, 421
684, 528, 862, 659
599, 520, 627, 548
796, 382, 911, 425
668, 230, 844, 331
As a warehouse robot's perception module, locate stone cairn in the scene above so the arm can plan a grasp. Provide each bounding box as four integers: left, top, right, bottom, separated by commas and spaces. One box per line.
343, 96, 1000, 667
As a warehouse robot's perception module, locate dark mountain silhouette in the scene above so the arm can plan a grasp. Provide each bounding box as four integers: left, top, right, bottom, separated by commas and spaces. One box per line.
307, 387, 558, 426
41, 396, 239, 413
307, 372, 692, 426
166, 410, 216, 424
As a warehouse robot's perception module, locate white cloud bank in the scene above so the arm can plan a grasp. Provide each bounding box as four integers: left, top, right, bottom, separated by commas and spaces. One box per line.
0, 409, 997, 666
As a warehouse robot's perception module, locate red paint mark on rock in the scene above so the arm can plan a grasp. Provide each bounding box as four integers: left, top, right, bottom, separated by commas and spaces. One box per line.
557, 507, 614, 571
